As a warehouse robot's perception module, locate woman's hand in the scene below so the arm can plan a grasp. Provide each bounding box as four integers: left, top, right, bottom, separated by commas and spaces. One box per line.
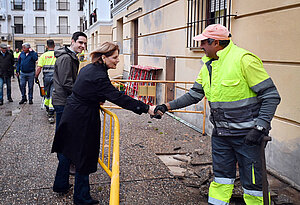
148, 105, 156, 116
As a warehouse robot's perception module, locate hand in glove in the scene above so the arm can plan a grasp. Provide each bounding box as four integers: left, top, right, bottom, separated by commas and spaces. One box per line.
151, 104, 168, 119
244, 128, 264, 146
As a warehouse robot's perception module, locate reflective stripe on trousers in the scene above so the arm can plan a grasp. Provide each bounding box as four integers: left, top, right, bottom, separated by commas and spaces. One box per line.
208, 177, 234, 205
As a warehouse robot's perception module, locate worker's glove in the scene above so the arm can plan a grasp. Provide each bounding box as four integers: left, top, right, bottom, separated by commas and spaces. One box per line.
154, 104, 168, 114
244, 128, 264, 146
35, 77, 39, 84
151, 104, 168, 119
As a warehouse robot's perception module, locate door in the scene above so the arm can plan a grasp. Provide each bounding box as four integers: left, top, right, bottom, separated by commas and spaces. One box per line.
166, 56, 175, 102
133, 19, 138, 65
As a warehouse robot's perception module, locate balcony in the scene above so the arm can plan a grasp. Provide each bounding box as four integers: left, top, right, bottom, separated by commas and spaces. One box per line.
14, 25, 24, 34
57, 25, 70, 34
34, 26, 46, 34
57, 1, 70, 10
33, 1, 46, 11
11, 1, 25, 11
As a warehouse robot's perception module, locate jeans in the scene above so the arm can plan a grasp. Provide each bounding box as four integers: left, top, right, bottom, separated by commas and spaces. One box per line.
0, 77, 12, 101
20, 71, 35, 100
53, 154, 92, 203
53, 105, 65, 131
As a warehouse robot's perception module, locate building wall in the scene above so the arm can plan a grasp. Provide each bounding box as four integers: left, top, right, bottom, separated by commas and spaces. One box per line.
231, 0, 300, 188
83, 0, 118, 76
0, 0, 83, 52
111, 0, 300, 188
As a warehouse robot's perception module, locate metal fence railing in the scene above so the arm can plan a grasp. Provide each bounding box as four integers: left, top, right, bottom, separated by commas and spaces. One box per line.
104, 80, 207, 135
98, 106, 120, 205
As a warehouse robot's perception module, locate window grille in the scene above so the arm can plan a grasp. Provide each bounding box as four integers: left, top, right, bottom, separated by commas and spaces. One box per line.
187, 0, 234, 48
57, 0, 70, 11
14, 16, 23, 34
58, 17, 69, 34
34, 0, 45, 10
11, 0, 24, 10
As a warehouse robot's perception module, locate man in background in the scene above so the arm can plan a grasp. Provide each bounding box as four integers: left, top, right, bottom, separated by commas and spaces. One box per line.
0, 44, 14, 105
36, 39, 56, 124
13, 48, 21, 78
52, 31, 87, 194
16, 43, 38, 104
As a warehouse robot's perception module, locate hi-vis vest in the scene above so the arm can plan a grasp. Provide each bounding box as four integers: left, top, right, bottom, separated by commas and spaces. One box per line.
37, 51, 56, 78
13, 51, 21, 59
196, 41, 269, 136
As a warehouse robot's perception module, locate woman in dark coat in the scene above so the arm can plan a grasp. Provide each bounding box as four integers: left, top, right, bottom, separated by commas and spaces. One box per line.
51, 42, 155, 205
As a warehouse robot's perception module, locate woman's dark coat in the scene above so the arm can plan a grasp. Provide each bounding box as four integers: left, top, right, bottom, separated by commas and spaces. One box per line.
51, 63, 149, 174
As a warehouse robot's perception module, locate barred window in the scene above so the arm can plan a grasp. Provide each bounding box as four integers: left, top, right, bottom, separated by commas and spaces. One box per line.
187, 0, 233, 48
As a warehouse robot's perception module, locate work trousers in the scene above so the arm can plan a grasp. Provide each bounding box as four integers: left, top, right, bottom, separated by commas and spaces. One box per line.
20, 71, 34, 100
208, 133, 264, 204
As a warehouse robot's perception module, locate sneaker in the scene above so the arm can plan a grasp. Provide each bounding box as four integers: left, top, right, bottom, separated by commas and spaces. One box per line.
48, 116, 55, 124
8, 98, 13, 102
19, 99, 27, 104
29, 100, 33, 104
0, 100, 3, 106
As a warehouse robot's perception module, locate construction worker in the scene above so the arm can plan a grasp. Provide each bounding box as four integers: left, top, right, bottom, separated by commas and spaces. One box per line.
13, 48, 21, 78
35, 40, 56, 124
154, 24, 281, 204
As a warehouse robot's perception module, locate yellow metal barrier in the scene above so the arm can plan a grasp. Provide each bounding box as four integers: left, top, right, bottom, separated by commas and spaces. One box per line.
98, 106, 120, 205
106, 79, 207, 135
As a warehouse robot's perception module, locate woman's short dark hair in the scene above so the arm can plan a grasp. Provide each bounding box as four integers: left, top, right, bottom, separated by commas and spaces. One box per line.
90, 42, 120, 64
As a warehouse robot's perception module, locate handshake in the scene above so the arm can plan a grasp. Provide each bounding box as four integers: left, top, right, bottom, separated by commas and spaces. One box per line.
148, 104, 169, 119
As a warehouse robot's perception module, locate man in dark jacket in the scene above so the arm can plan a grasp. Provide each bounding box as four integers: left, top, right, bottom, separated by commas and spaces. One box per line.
16, 43, 38, 104
52, 31, 87, 196
0, 44, 14, 105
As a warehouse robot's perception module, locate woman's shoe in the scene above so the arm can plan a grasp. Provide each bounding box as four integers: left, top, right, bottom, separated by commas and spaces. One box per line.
74, 198, 99, 205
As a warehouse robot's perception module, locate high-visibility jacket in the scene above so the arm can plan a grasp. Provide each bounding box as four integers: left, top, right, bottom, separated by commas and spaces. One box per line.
37, 50, 56, 78
13, 51, 21, 61
195, 41, 275, 136
169, 41, 280, 136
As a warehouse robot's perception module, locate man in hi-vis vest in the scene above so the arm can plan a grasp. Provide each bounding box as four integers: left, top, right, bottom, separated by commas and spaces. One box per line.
35, 40, 56, 124
154, 24, 281, 204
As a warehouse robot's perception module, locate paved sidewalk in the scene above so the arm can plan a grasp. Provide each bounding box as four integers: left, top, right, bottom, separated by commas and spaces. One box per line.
1, 78, 299, 205
0, 78, 208, 204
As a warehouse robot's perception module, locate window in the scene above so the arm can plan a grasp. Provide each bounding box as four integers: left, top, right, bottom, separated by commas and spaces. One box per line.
35, 17, 45, 34
79, 17, 84, 32
36, 44, 45, 54
57, 0, 69, 10
58, 17, 69, 34
12, 0, 24, 10
186, 0, 233, 48
34, 0, 45, 11
78, 0, 84, 11
14, 16, 23, 34
55, 43, 61, 50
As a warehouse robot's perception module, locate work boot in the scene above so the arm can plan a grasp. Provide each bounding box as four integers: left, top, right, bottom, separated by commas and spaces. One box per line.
0, 100, 3, 106
19, 99, 27, 104
48, 116, 55, 124
29, 100, 33, 104
8, 98, 13, 102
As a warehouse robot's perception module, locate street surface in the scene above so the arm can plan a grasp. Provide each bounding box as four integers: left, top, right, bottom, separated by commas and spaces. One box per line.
1, 78, 299, 205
